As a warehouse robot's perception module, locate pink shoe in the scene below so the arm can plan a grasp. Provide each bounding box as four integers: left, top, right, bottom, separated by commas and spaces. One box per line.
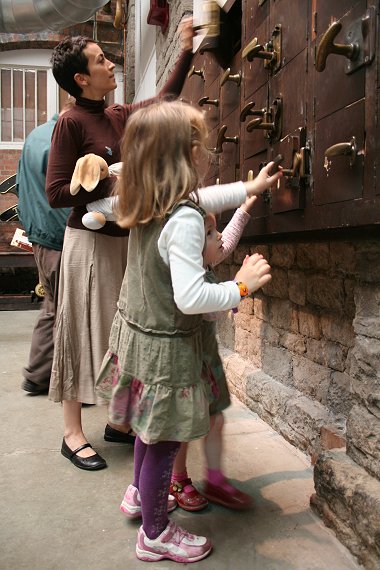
170, 478, 208, 511
203, 480, 253, 510
136, 520, 212, 563
120, 484, 177, 519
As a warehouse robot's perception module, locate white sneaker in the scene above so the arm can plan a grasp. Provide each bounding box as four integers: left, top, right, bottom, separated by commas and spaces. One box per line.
120, 484, 177, 519
136, 520, 212, 563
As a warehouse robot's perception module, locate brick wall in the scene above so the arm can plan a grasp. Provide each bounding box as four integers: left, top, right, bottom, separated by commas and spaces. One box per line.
0, 149, 20, 180
216, 238, 380, 457
215, 237, 380, 567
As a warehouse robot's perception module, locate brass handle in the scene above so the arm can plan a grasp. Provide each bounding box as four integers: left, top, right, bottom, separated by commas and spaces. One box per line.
325, 136, 357, 166
282, 153, 302, 177
247, 170, 254, 181
245, 98, 282, 141
242, 38, 263, 61
113, 0, 123, 30
315, 21, 360, 72
212, 125, 239, 154
198, 96, 219, 107
240, 102, 265, 122
281, 146, 309, 178
220, 67, 242, 87
246, 118, 273, 133
187, 65, 205, 80
242, 37, 273, 62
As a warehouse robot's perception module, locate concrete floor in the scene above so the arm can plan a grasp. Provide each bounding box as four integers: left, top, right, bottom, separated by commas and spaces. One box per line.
0, 310, 363, 570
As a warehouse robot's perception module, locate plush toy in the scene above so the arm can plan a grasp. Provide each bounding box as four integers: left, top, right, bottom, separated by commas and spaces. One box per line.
70, 153, 122, 230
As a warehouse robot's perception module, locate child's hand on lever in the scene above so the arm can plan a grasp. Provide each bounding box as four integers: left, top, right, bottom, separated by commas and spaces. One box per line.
243, 161, 283, 197
239, 194, 257, 214
235, 253, 272, 295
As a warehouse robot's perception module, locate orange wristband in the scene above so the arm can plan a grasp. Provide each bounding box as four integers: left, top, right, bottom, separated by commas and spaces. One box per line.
235, 281, 249, 298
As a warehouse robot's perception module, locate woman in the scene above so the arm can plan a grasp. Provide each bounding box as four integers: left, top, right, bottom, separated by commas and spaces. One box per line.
46, 19, 194, 471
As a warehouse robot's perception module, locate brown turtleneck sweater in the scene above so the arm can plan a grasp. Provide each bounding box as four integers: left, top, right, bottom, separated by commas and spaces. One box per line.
46, 50, 193, 236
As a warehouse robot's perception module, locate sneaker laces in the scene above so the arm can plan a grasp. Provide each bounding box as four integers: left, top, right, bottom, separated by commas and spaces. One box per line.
170, 523, 195, 545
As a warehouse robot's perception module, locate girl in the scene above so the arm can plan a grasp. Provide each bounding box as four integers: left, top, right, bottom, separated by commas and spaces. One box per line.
170, 196, 258, 512
96, 100, 282, 563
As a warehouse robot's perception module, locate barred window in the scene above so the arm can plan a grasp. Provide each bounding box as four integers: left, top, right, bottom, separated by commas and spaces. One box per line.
0, 66, 48, 143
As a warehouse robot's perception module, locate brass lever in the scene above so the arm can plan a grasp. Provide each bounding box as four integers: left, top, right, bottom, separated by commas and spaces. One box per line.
242, 38, 265, 62
282, 153, 302, 177
281, 147, 309, 178
212, 125, 239, 154
187, 65, 205, 80
242, 25, 281, 71
246, 117, 272, 133
240, 102, 266, 122
315, 21, 360, 72
325, 136, 357, 166
198, 96, 219, 107
220, 67, 242, 87
244, 97, 282, 142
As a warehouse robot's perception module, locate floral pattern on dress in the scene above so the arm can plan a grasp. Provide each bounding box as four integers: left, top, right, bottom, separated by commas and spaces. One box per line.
96, 351, 121, 400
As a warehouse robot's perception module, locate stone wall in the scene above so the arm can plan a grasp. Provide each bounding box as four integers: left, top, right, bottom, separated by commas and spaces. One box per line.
215, 237, 380, 567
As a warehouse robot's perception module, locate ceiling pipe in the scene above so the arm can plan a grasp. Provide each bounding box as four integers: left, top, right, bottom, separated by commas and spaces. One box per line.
0, 0, 110, 34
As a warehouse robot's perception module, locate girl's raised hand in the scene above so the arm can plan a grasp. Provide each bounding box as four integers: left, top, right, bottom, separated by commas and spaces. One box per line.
240, 195, 257, 214
243, 161, 282, 197
234, 253, 272, 294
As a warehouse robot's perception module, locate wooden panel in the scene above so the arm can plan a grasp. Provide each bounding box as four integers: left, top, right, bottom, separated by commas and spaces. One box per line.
203, 51, 223, 86
314, 0, 364, 39
243, 0, 269, 45
271, 128, 307, 213
199, 0, 380, 237
375, 87, 380, 197
270, 0, 309, 67
218, 108, 240, 173
220, 50, 243, 121
314, 99, 364, 205
243, 16, 269, 99
200, 79, 220, 133
240, 83, 268, 160
313, 1, 366, 121
181, 52, 205, 105
269, 50, 308, 140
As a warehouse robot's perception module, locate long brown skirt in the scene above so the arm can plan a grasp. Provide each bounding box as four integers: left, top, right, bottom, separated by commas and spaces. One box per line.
49, 227, 128, 404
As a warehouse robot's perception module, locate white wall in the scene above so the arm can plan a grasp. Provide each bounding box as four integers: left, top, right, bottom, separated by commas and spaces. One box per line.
134, 0, 157, 102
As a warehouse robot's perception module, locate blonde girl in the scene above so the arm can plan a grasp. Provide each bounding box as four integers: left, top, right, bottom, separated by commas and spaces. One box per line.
96, 100, 282, 563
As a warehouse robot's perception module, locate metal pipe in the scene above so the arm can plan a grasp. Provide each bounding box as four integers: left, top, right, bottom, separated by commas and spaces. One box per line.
0, 0, 110, 33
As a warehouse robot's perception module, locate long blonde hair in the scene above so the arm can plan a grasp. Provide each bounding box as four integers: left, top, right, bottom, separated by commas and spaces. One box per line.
116, 100, 209, 228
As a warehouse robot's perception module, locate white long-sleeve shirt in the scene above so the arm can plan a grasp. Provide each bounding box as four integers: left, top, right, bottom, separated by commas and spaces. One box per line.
87, 180, 249, 313
157, 181, 247, 314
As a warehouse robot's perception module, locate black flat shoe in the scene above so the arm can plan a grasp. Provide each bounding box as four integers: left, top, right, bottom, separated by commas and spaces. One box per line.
104, 424, 136, 445
61, 439, 107, 471
22, 379, 49, 395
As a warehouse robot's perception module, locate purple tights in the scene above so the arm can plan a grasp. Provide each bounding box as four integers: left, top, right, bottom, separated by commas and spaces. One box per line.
133, 436, 180, 539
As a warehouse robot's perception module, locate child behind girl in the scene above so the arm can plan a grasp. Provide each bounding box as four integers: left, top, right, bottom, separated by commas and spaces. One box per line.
96, 100, 282, 563
170, 196, 257, 512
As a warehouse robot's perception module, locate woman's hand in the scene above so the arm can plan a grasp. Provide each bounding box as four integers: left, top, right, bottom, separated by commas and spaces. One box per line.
235, 253, 271, 294
179, 17, 194, 51
243, 161, 283, 197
